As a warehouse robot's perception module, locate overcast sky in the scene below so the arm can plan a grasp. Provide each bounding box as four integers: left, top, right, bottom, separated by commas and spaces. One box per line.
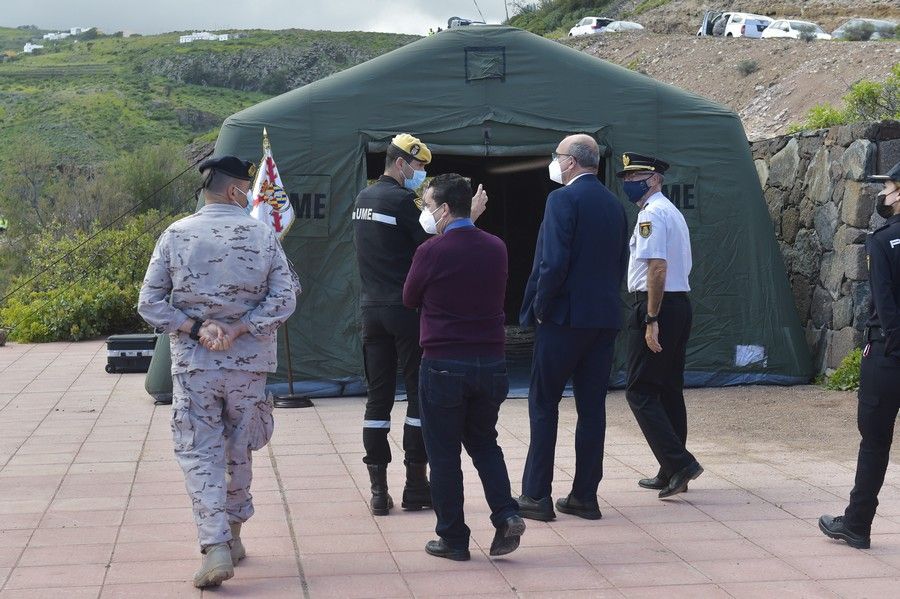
3, 1, 514, 36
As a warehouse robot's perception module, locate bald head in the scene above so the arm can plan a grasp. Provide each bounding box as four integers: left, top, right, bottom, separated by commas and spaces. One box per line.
559, 134, 600, 170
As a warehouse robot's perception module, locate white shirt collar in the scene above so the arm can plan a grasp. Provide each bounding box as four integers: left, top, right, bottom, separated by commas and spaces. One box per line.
640, 191, 666, 208
566, 173, 592, 186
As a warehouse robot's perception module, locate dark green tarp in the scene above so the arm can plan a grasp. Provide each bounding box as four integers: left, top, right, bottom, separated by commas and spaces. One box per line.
213, 25, 812, 389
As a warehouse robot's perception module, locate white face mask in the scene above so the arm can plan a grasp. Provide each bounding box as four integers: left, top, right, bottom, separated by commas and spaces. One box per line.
548, 158, 564, 184
419, 205, 444, 235
232, 186, 253, 214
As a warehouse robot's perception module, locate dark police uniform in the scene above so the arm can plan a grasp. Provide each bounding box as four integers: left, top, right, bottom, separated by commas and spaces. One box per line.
845, 214, 900, 529
619, 152, 701, 498
820, 162, 900, 549
353, 174, 429, 469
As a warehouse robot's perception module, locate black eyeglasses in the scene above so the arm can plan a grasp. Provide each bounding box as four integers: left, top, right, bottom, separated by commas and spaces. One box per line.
551, 152, 572, 161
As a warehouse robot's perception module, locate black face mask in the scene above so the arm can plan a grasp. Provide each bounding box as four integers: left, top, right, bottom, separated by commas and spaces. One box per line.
876, 191, 900, 219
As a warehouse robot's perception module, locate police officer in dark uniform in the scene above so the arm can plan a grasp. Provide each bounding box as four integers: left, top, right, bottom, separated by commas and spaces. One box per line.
619, 152, 703, 499
352, 134, 487, 516
820, 161, 900, 549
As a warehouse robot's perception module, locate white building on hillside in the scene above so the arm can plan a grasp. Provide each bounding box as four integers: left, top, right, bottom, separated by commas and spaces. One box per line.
179, 31, 229, 43
42, 32, 71, 41
23, 43, 44, 53
70, 27, 86, 35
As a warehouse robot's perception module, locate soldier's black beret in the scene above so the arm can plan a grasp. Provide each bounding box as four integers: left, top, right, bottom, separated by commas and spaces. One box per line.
198, 155, 257, 181
617, 152, 670, 178
869, 162, 900, 183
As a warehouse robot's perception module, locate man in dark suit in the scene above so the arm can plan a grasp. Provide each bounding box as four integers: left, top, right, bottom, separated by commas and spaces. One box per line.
518, 134, 629, 521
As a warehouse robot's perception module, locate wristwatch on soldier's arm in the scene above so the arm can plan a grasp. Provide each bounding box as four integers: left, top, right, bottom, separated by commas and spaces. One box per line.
188, 319, 205, 341
643, 313, 658, 326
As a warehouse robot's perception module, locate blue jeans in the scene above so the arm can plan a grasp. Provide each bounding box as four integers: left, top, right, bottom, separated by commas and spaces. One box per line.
419, 356, 519, 549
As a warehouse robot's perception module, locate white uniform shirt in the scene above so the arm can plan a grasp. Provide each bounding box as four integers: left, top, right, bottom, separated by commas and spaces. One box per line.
627, 191, 692, 293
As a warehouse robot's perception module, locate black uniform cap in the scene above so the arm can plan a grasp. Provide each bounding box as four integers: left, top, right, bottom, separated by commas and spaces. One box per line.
616, 152, 670, 178
869, 162, 900, 183
198, 155, 257, 181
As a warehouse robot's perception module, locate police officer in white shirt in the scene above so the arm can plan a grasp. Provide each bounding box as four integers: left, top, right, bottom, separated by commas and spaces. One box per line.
618, 152, 702, 499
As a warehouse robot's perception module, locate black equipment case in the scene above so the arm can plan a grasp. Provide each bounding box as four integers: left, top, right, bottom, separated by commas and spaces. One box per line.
106, 333, 157, 374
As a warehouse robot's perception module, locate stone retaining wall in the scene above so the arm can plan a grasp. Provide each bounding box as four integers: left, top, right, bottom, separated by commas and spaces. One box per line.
750, 121, 900, 372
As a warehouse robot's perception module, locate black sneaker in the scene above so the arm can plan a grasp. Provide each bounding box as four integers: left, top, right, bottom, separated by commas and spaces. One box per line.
818, 515, 871, 549
490, 515, 526, 556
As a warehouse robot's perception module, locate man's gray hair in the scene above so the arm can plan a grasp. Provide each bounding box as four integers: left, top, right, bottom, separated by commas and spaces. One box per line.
569, 142, 600, 169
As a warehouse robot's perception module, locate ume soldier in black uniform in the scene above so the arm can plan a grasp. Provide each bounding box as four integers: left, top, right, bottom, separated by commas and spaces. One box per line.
352, 134, 487, 516
820, 162, 900, 549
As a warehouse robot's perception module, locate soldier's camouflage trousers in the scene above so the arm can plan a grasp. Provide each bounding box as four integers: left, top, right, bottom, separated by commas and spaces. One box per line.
172, 369, 274, 548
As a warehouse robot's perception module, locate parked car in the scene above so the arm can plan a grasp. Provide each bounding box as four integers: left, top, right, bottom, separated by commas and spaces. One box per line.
448, 16, 486, 28
831, 18, 897, 40
603, 21, 645, 33
761, 19, 832, 40
697, 11, 772, 38
568, 16, 614, 36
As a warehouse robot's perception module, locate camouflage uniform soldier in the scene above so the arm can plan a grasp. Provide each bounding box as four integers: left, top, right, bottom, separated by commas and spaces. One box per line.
138, 156, 299, 588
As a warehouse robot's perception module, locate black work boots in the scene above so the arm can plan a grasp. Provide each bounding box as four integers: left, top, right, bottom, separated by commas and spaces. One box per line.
366, 462, 432, 515
401, 462, 432, 511
366, 464, 394, 516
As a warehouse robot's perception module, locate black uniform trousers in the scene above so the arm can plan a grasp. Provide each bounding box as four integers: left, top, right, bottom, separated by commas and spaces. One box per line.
844, 338, 900, 535
361, 305, 427, 466
522, 323, 618, 501
625, 293, 695, 478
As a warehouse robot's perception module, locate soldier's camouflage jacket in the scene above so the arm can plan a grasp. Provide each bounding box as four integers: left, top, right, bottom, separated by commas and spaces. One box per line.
138, 203, 300, 373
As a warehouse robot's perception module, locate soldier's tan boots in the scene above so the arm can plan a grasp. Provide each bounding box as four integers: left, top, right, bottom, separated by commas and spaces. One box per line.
192, 543, 234, 588
230, 522, 246, 565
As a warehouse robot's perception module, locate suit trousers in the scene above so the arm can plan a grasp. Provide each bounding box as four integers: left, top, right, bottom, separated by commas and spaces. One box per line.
522, 323, 618, 501
625, 293, 694, 477
844, 340, 900, 535
361, 305, 427, 466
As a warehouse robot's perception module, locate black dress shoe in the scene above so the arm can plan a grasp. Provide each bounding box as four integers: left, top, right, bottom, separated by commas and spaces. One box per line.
659, 461, 703, 498
638, 474, 669, 490
819, 515, 871, 549
425, 538, 470, 561
516, 495, 556, 521
490, 515, 526, 556
555, 493, 602, 520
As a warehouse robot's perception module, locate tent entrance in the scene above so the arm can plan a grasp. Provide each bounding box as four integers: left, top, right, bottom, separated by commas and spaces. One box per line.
366, 152, 607, 394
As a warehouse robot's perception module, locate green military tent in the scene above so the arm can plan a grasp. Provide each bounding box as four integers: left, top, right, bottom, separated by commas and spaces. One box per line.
213, 25, 812, 392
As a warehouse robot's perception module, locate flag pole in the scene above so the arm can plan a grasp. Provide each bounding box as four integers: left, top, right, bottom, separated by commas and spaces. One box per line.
275, 323, 313, 408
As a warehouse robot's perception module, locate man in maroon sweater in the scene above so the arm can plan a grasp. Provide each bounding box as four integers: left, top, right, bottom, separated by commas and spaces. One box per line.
403, 173, 525, 561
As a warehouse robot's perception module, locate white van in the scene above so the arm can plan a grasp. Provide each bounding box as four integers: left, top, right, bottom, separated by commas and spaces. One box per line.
697, 11, 773, 39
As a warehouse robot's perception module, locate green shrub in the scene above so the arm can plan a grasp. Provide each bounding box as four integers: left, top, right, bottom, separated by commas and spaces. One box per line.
843, 21, 876, 42
0, 210, 186, 342
825, 347, 862, 391
736, 59, 759, 77
786, 64, 899, 133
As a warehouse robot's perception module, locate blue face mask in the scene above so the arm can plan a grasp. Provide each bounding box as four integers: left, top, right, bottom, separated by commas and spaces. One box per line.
623, 178, 651, 203
402, 162, 427, 191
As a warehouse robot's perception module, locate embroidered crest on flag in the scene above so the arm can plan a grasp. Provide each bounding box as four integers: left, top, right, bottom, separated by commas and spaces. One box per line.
250, 128, 295, 239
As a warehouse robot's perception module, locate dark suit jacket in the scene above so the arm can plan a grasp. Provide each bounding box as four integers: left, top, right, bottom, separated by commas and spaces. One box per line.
520, 174, 628, 329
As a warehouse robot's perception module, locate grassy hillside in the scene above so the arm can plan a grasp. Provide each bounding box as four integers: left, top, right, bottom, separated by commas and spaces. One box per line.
0, 28, 419, 170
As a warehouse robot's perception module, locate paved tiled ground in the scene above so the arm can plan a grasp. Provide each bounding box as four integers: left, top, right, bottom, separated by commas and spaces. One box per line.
1, 340, 899, 598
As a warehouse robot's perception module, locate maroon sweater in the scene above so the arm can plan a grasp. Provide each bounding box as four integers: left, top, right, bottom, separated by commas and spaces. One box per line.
403, 224, 507, 359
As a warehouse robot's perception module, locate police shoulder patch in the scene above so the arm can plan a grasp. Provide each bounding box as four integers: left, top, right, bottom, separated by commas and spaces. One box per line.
639, 221, 652, 238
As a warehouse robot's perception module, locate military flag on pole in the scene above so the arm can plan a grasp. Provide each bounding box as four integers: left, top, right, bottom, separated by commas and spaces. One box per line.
249, 128, 294, 239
